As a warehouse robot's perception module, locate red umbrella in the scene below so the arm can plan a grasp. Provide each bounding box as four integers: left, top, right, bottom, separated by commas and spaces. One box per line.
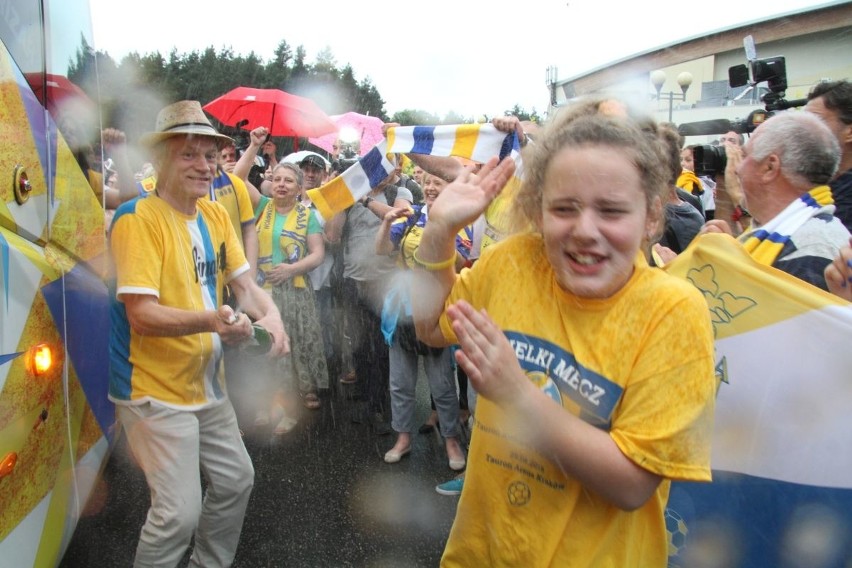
24, 72, 95, 116
203, 87, 336, 139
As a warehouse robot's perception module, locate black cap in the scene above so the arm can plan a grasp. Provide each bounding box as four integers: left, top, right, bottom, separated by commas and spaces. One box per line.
299, 154, 327, 170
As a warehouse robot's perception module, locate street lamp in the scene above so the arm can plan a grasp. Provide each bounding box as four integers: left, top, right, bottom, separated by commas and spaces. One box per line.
545, 66, 559, 106
651, 70, 693, 122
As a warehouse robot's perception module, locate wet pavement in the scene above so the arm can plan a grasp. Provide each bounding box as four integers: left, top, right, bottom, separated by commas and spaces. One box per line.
60, 364, 467, 568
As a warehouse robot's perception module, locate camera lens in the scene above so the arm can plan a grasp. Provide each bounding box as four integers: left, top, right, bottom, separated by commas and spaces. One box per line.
693, 145, 727, 177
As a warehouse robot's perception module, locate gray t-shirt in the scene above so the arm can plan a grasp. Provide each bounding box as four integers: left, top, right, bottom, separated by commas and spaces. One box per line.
342, 187, 413, 283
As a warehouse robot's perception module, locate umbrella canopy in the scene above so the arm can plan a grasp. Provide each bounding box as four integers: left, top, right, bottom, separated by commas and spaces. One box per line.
203, 87, 336, 138
309, 112, 385, 157
24, 72, 96, 117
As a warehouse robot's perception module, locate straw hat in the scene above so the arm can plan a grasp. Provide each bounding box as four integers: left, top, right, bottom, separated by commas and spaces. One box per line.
139, 100, 233, 148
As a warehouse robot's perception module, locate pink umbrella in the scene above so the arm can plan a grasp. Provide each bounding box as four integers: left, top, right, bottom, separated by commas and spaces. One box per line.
203, 87, 336, 139
308, 112, 385, 157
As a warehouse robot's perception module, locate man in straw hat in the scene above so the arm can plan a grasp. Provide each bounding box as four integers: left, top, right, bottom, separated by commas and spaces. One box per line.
108, 100, 289, 567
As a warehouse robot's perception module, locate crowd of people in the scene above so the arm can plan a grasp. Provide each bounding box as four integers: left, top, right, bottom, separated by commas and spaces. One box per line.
96, 77, 851, 566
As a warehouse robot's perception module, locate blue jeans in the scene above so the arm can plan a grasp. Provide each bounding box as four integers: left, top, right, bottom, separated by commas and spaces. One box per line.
389, 339, 460, 437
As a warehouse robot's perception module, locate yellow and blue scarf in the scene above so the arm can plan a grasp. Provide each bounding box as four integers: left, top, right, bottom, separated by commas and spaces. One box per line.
306, 124, 523, 222
739, 185, 834, 266
255, 197, 310, 289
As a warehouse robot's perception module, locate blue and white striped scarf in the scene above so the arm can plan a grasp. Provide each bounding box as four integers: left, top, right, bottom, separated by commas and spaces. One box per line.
306, 124, 523, 222
739, 185, 835, 266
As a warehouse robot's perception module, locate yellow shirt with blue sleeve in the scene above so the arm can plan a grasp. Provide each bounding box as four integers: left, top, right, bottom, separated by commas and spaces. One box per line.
389, 204, 472, 268
108, 195, 249, 409
136, 168, 254, 248
439, 233, 716, 568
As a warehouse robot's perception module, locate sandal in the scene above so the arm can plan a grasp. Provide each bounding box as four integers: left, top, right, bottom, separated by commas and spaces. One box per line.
273, 415, 298, 435
254, 409, 270, 427
302, 392, 321, 410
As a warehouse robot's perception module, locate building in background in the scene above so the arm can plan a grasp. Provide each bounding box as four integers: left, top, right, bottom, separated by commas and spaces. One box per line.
548, 1, 852, 142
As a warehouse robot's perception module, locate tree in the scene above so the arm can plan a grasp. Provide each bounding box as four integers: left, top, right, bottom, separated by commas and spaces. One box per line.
67, 34, 97, 98
503, 104, 542, 124
391, 109, 441, 126
266, 41, 293, 89
442, 110, 467, 125
313, 47, 338, 75
355, 78, 386, 121
91, 40, 517, 161
289, 46, 310, 85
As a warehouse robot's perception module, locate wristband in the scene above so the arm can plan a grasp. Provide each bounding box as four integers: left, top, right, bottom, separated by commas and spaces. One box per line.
412, 250, 456, 271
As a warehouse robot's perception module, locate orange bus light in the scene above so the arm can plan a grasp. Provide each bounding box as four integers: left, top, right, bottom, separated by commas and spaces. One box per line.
27, 343, 54, 377
0, 453, 17, 478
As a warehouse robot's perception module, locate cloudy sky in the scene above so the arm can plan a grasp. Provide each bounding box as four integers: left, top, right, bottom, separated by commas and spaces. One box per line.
88, 0, 832, 118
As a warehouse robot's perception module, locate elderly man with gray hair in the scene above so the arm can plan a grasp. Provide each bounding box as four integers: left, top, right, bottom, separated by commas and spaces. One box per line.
700, 110, 851, 290
109, 100, 289, 567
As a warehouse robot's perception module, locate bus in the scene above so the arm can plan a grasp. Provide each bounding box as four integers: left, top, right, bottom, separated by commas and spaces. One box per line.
0, 1, 113, 566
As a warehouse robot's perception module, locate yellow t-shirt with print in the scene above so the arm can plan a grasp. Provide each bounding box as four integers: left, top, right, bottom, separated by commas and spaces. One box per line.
109, 195, 249, 409
439, 233, 716, 568
136, 169, 254, 247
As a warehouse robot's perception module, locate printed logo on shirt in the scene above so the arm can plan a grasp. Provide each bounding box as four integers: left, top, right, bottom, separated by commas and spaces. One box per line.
507, 481, 531, 506
186, 216, 221, 312
192, 242, 226, 284
505, 332, 622, 429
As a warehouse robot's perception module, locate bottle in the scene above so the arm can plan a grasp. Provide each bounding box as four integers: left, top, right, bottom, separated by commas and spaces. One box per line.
241, 323, 273, 355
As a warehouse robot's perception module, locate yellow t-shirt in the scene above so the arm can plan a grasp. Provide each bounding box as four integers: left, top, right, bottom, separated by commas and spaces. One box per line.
389, 205, 471, 269
136, 169, 254, 247
439, 233, 716, 568
108, 195, 249, 409
210, 169, 255, 247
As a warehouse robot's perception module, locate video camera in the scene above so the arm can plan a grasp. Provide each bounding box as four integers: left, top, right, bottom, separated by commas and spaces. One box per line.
728, 56, 806, 113
684, 36, 809, 177
332, 143, 359, 174
689, 108, 770, 177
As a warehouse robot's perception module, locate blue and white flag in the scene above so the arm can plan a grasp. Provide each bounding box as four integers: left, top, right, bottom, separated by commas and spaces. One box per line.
663, 233, 852, 567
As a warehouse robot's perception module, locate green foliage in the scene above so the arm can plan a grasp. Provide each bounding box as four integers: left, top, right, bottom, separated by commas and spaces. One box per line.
74, 40, 541, 159
504, 104, 543, 123
442, 110, 468, 124
391, 109, 441, 126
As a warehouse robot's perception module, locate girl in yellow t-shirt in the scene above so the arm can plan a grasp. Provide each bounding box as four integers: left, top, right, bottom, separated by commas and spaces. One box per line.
411, 110, 716, 567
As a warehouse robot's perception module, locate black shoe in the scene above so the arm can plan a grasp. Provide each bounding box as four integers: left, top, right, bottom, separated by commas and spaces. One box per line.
418, 410, 439, 434
370, 412, 392, 436
350, 401, 367, 424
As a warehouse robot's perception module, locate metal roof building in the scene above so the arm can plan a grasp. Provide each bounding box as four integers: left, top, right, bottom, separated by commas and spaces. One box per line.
548, 1, 852, 138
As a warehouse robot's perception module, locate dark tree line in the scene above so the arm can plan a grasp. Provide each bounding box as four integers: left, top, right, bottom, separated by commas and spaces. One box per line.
68, 37, 541, 156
